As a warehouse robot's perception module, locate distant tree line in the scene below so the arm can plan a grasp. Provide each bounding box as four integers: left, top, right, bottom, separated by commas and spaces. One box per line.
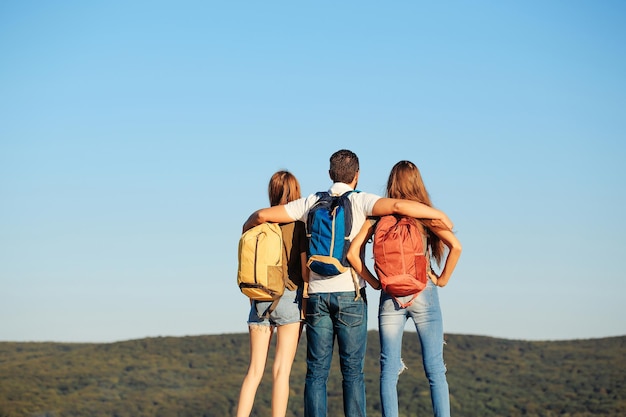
0, 332, 624, 416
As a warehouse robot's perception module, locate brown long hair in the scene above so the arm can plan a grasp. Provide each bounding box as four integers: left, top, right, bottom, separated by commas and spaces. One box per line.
386, 160, 445, 265
268, 170, 301, 206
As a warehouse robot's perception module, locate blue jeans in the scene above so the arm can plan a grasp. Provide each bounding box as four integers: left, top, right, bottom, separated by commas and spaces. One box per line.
304, 290, 368, 417
247, 287, 303, 326
379, 280, 450, 417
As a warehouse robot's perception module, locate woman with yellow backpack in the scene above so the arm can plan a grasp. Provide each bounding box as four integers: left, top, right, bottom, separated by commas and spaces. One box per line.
236, 170, 308, 417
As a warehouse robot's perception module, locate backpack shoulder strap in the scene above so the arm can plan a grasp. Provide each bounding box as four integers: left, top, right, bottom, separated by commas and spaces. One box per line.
257, 248, 287, 320
258, 224, 289, 320
258, 298, 280, 320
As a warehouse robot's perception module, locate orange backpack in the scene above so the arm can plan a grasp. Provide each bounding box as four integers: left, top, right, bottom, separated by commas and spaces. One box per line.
373, 215, 429, 308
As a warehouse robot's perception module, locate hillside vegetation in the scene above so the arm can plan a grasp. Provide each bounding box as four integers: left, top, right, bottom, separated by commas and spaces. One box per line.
0, 332, 624, 417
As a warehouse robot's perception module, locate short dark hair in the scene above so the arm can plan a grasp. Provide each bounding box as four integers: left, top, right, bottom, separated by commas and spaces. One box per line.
329, 149, 359, 184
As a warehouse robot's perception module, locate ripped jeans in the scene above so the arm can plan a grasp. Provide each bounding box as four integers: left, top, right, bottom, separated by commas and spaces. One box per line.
378, 279, 450, 417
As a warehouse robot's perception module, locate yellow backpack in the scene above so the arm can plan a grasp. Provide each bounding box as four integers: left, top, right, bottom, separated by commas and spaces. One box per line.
237, 223, 287, 316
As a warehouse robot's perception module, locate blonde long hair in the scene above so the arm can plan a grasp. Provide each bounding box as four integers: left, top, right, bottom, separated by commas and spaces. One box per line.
386, 160, 444, 265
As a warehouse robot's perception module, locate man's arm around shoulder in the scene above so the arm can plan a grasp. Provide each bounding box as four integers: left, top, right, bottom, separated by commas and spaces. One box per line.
371, 198, 454, 230
242, 205, 294, 233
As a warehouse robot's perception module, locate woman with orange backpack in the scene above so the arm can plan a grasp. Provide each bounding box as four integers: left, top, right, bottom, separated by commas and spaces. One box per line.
348, 160, 462, 417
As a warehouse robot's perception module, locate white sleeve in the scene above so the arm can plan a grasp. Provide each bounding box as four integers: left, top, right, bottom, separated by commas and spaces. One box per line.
360, 191, 382, 216
284, 194, 319, 223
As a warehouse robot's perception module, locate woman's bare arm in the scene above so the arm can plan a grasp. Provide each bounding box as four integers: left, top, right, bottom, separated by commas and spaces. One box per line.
347, 219, 380, 290
300, 251, 309, 319
428, 226, 462, 287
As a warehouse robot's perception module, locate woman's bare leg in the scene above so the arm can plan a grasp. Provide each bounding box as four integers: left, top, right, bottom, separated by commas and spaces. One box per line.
271, 322, 302, 417
236, 325, 274, 417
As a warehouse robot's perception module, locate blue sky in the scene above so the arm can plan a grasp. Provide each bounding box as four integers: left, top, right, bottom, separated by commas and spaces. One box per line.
1, 1, 625, 343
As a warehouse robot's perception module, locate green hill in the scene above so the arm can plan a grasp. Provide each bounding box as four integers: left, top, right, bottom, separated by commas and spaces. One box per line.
0, 332, 624, 416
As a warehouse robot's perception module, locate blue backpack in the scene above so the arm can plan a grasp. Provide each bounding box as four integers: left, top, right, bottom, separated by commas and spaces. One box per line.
306, 191, 356, 276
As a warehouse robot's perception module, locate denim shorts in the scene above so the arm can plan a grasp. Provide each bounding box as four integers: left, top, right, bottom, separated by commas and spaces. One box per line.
247, 287, 303, 327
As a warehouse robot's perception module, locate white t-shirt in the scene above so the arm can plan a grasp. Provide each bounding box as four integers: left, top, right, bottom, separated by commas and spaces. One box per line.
284, 183, 381, 294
